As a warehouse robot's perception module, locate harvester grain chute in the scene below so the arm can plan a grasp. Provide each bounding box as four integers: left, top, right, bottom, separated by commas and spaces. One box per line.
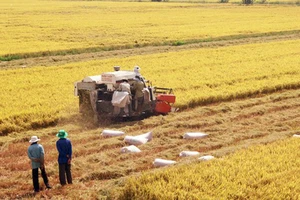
74, 66, 176, 121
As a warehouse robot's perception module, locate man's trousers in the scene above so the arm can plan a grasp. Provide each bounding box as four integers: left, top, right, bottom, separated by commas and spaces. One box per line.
59, 163, 72, 185
32, 167, 49, 192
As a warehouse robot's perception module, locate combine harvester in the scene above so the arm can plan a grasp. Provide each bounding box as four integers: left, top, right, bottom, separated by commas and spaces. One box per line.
74, 66, 176, 122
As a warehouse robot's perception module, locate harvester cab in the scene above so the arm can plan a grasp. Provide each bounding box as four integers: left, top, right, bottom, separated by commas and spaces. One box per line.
74, 66, 176, 121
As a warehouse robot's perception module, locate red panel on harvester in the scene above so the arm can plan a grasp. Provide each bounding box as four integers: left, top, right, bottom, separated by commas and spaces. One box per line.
155, 101, 171, 114
156, 94, 176, 103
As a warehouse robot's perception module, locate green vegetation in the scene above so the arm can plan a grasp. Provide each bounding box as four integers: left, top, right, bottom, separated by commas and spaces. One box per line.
0, 55, 21, 61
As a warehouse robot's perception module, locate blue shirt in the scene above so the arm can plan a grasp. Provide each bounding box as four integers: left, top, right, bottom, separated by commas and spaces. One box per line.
56, 138, 72, 164
27, 143, 44, 169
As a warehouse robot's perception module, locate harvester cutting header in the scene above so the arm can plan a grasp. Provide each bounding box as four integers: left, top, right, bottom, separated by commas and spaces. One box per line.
74, 66, 176, 121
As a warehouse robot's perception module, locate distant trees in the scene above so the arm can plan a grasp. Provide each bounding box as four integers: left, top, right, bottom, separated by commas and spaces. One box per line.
220, 0, 254, 4
151, 0, 253, 4
243, 0, 254, 4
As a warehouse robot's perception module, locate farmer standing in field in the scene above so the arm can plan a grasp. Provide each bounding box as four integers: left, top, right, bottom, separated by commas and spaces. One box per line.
27, 136, 51, 193
132, 76, 145, 115
118, 78, 132, 116
56, 130, 73, 186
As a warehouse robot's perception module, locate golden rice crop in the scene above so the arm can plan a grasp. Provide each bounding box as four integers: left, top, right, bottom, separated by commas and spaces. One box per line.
120, 138, 300, 199
1, 0, 300, 57
1, 39, 300, 134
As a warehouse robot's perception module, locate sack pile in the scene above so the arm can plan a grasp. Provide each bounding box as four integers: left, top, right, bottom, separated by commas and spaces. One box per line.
101, 129, 215, 168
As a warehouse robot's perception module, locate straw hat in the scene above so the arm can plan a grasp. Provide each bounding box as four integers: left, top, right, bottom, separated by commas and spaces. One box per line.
29, 136, 40, 143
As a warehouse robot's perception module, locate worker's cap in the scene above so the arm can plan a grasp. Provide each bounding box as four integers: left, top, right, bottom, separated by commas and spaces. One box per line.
29, 136, 40, 143
134, 66, 140, 70
56, 130, 68, 138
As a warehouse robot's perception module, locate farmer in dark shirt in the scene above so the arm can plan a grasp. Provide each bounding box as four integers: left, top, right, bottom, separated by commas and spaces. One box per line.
56, 130, 72, 186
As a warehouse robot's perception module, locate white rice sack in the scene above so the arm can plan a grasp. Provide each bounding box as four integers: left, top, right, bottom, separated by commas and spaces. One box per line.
120, 145, 141, 153
153, 158, 177, 167
136, 131, 153, 141
124, 135, 148, 145
101, 129, 125, 137
293, 134, 300, 138
198, 155, 215, 161
179, 151, 200, 157
183, 132, 208, 139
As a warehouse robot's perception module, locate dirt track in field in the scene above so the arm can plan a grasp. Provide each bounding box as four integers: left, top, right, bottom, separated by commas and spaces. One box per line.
1, 32, 300, 69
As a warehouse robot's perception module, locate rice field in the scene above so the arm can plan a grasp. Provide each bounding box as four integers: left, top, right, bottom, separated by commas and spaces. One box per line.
1, 0, 300, 199
120, 137, 300, 199
1, 87, 300, 199
1, 0, 300, 59
1, 38, 300, 135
